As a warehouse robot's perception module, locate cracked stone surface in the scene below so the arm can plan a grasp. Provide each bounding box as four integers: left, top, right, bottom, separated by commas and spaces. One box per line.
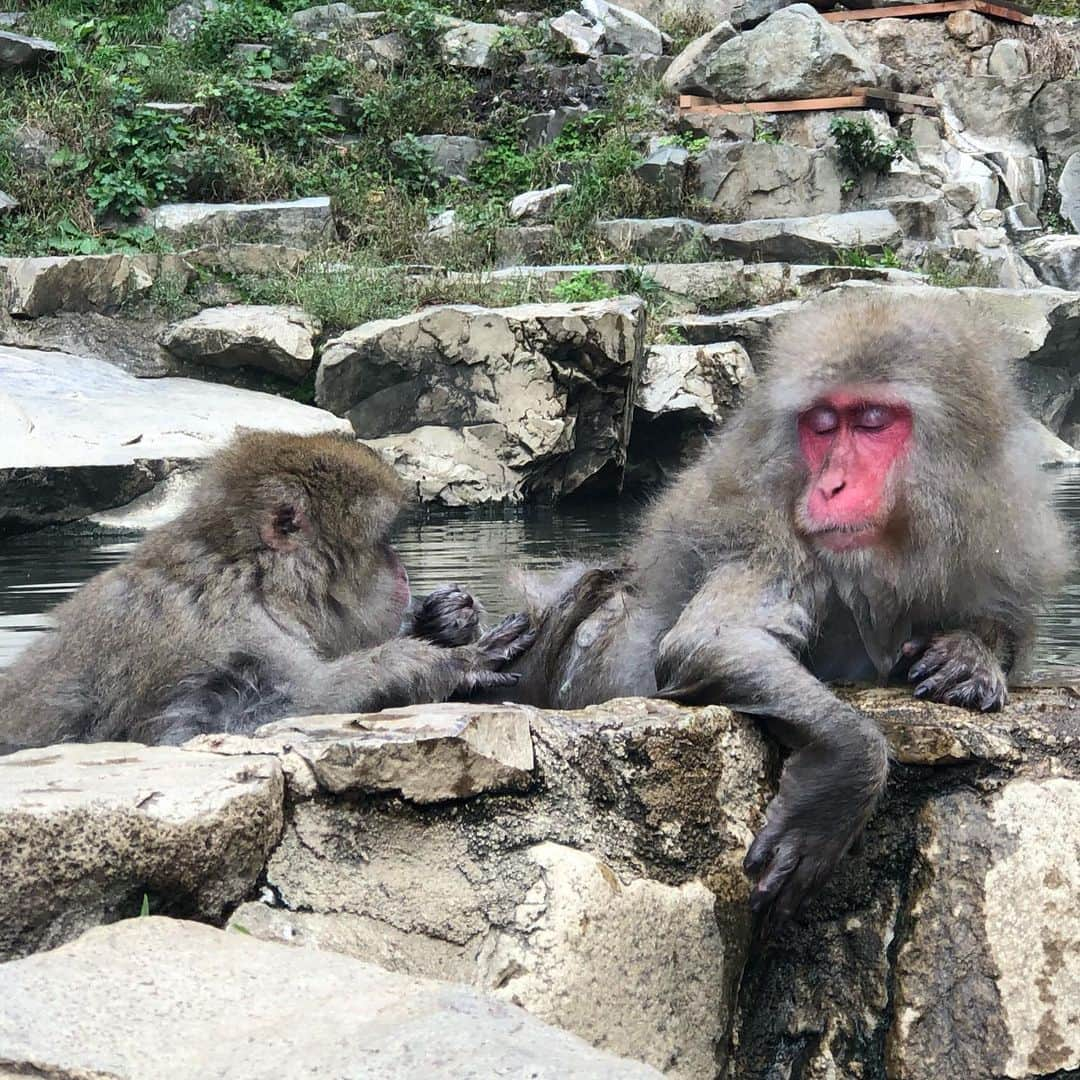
888, 778, 1080, 1079
188, 702, 535, 802
0, 743, 283, 961
228, 697, 771, 1078
315, 299, 646, 503
0, 917, 661, 1079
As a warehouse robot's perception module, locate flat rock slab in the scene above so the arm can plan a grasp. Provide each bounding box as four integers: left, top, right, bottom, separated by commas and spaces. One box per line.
189, 702, 536, 802
0, 744, 283, 961
0, 918, 660, 1079
0, 29, 59, 67
0, 346, 349, 529
0, 252, 191, 317
142, 196, 334, 248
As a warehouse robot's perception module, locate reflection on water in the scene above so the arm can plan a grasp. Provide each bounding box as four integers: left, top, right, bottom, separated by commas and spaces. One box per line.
1, 477, 1078, 678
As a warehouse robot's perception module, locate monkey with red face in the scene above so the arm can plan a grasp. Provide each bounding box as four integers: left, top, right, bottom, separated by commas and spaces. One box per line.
507, 292, 1071, 933
0, 431, 534, 750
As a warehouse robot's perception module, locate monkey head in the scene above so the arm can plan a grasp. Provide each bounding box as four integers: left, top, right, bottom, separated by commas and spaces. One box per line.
186, 430, 411, 648
760, 291, 1022, 569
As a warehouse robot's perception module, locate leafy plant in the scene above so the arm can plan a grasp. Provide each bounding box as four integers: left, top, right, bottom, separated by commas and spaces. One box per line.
552, 269, 618, 303
834, 246, 903, 269
87, 106, 191, 216
828, 116, 913, 177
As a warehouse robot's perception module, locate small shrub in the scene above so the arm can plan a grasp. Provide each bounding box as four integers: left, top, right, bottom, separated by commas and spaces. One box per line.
834, 246, 903, 269
552, 269, 618, 303
829, 116, 913, 177
88, 106, 191, 216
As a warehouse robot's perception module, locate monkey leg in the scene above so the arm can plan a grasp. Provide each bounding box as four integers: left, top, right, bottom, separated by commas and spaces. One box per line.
906, 630, 1008, 712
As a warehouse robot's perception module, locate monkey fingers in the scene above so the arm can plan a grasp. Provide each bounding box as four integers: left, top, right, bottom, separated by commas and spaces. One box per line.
410, 584, 483, 647
745, 810, 838, 936
455, 669, 523, 697
908, 631, 1007, 712
474, 613, 537, 667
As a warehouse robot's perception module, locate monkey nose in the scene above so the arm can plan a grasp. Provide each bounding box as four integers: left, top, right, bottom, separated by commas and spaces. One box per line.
818, 471, 846, 499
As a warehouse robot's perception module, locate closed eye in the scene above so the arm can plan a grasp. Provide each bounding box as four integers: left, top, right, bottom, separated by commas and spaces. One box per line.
856, 405, 893, 430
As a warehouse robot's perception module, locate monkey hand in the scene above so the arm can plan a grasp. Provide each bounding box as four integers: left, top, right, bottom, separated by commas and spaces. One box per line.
905, 631, 1007, 712
743, 718, 888, 940
408, 584, 483, 647
452, 613, 537, 696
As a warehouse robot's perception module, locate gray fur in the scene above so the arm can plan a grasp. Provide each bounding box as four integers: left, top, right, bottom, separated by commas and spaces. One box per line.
0, 431, 532, 750
507, 293, 1072, 933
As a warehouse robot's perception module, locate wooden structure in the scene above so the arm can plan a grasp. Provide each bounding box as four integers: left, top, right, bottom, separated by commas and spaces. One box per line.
677, 87, 938, 117
818, 0, 1033, 23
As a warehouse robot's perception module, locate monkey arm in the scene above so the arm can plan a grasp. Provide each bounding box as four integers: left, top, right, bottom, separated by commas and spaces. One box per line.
654, 564, 889, 935
283, 614, 534, 716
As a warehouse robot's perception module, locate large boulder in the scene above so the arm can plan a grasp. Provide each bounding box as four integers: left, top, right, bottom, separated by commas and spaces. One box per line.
0, 253, 192, 318
0, 918, 661, 1078
0, 346, 350, 530
1021, 234, 1080, 290
206, 698, 771, 1078
141, 196, 334, 248
1032, 77, 1080, 170
0, 744, 283, 961
698, 5, 885, 102
729, 687, 1080, 1077
694, 141, 843, 219
936, 75, 1044, 158
887, 778, 1080, 1079
582, 0, 662, 57
315, 299, 647, 503
397, 134, 490, 181
629, 341, 756, 486
160, 305, 321, 381
1058, 150, 1080, 233
439, 20, 502, 69
840, 17, 972, 95
662, 23, 737, 95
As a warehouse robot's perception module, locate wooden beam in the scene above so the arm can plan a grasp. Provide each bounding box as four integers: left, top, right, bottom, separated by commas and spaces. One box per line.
822, 0, 1031, 21
825, 2, 976, 21
678, 94, 868, 115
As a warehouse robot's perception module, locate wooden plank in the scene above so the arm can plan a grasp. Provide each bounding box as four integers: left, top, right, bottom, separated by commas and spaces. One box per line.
679, 94, 868, 115
822, 0, 1030, 19
678, 94, 716, 108
824, 2, 975, 22
974, 0, 1034, 22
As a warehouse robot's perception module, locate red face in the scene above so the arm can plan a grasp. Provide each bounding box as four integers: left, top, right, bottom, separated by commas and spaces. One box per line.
796, 390, 913, 553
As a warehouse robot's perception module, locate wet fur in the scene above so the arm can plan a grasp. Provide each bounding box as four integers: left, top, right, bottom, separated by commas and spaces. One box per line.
506, 292, 1072, 932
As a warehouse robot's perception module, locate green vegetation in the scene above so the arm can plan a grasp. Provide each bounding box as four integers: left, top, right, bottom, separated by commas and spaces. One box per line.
551, 269, 618, 302
0, 0, 672, 271
833, 246, 903, 270
828, 116, 914, 183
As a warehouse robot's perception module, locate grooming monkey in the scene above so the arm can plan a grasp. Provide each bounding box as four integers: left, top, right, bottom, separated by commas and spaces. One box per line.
507, 292, 1071, 932
0, 431, 534, 749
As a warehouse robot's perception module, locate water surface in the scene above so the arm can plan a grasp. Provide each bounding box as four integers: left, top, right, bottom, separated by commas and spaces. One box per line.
1, 479, 1077, 678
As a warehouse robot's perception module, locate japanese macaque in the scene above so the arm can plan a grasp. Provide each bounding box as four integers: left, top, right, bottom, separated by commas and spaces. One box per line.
0, 431, 533, 750
508, 292, 1071, 933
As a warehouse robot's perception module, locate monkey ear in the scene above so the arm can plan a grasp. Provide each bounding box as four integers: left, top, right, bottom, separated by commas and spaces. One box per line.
259, 500, 312, 553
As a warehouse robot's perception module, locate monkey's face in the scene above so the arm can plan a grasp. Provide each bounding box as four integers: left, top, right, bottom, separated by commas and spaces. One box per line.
793, 388, 913, 554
